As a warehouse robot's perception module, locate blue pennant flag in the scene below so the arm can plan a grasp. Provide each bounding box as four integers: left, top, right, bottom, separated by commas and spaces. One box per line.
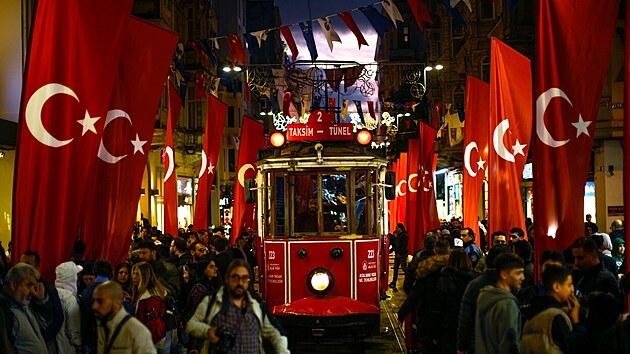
199, 39, 217, 66
271, 90, 280, 113
172, 56, 190, 106
456, 103, 465, 122
299, 21, 318, 61
354, 100, 364, 123
440, 0, 466, 31
245, 33, 261, 58
359, 5, 394, 38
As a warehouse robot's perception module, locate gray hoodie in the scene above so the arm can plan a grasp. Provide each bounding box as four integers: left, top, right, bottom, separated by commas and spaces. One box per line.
475, 285, 521, 354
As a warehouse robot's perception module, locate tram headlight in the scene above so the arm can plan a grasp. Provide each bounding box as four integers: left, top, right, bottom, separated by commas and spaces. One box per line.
270, 132, 286, 147
356, 130, 372, 145
306, 267, 335, 297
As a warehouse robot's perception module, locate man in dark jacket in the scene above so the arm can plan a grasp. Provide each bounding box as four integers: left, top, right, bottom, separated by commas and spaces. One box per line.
403, 233, 437, 294
138, 240, 181, 297
457, 245, 511, 354
461, 228, 482, 269
517, 249, 565, 321
571, 237, 621, 300
389, 223, 409, 289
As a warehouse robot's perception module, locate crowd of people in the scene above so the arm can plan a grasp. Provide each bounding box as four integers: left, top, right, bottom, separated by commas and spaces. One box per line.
0, 226, 290, 354
390, 217, 629, 354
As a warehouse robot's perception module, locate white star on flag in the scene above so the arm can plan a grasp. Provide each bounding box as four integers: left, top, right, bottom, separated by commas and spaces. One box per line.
477, 157, 486, 170
77, 111, 100, 135
571, 114, 592, 137
130, 134, 147, 154
512, 139, 527, 156
207, 162, 215, 175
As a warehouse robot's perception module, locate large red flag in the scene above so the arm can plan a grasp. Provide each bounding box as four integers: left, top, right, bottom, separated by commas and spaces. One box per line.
534, 0, 618, 261
418, 123, 440, 240
81, 18, 178, 263
463, 76, 490, 244
231, 116, 265, 242
406, 139, 421, 254
12, 0, 133, 276
394, 152, 408, 230
387, 161, 398, 230
193, 94, 227, 230
164, 82, 182, 237
488, 38, 532, 236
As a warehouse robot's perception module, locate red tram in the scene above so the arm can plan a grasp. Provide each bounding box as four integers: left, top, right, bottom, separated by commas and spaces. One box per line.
253, 122, 393, 340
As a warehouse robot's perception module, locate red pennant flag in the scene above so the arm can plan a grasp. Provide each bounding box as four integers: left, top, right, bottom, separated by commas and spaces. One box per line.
463, 76, 489, 245
195, 73, 206, 102
227, 34, 247, 67
11, 0, 133, 275
164, 82, 182, 237
488, 38, 532, 236
407, 0, 433, 31
406, 139, 421, 254
343, 65, 364, 90
283, 91, 293, 115
338, 12, 369, 49
280, 26, 299, 61
534, 0, 618, 261
193, 94, 227, 230
232, 116, 265, 242
189, 41, 209, 67
418, 123, 440, 242
367, 101, 377, 119
82, 18, 178, 263
324, 68, 344, 92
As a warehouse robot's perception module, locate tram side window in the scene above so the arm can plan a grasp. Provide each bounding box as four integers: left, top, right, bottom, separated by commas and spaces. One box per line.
322, 174, 347, 233
275, 176, 285, 236
355, 171, 368, 235
294, 174, 318, 233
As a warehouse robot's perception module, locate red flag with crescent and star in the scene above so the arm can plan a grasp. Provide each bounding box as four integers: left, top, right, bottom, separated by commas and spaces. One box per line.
11, 0, 133, 276
231, 116, 265, 243
389, 152, 408, 231
488, 38, 532, 237
406, 139, 421, 254
81, 18, 178, 263
227, 34, 247, 67
164, 81, 182, 237
193, 94, 227, 231
533, 0, 618, 262
463, 76, 489, 244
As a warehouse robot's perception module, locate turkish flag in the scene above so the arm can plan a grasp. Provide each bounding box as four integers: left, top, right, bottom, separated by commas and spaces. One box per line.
12, 0, 133, 276
227, 35, 247, 67
534, 0, 618, 262
463, 76, 489, 244
387, 161, 398, 230
164, 82, 182, 237
418, 122, 440, 241
390, 152, 408, 231
82, 18, 178, 263
406, 139, 421, 254
488, 38, 532, 236
407, 0, 432, 31
231, 116, 265, 242
193, 94, 227, 230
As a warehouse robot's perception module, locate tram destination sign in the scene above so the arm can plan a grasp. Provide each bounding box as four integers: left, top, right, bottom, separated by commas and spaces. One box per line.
286, 123, 354, 142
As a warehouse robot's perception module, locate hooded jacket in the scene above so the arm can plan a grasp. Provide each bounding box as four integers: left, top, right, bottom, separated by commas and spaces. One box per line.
475, 285, 521, 354
55, 261, 82, 354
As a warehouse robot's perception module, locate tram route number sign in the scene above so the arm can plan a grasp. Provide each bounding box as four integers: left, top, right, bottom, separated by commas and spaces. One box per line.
286, 123, 354, 142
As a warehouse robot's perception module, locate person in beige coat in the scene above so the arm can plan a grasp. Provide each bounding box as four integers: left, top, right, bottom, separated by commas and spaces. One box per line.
92, 281, 156, 354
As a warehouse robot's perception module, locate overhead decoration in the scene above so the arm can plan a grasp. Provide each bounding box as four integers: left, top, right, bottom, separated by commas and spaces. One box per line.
359, 5, 395, 38
338, 11, 369, 49
407, 0, 433, 31
250, 29, 269, 47
279, 26, 299, 61
317, 17, 342, 52
324, 68, 344, 92
299, 21, 318, 61
227, 34, 247, 67
440, 0, 466, 30
381, 0, 404, 28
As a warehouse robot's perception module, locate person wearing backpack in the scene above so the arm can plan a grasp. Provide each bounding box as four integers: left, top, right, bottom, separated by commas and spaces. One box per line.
132, 262, 170, 354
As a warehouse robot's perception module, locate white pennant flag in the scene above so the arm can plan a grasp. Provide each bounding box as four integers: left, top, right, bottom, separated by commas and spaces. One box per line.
316, 17, 342, 52
212, 38, 220, 50
450, 0, 472, 12
251, 30, 269, 48
381, 0, 404, 28
209, 76, 221, 96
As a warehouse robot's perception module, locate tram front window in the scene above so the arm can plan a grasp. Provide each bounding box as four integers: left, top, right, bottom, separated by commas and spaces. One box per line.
293, 173, 348, 234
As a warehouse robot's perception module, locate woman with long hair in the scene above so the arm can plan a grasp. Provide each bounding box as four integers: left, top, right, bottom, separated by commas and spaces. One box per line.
131, 262, 170, 353
114, 262, 133, 299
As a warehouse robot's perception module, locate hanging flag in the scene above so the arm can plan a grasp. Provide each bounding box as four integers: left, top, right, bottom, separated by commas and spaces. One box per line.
316, 17, 342, 52
338, 12, 369, 49
209, 76, 221, 96
199, 39, 217, 66
393, 152, 408, 228
324, 68, 344, 92
299, 21, 318, 61
211, 38, 220, 50
280, 26, 299, 61
164, 81, 182, 237
406, 139, 421, 254
354, 100, 365, 122
381, 0, 404, 27
463, 76, 489, 245
227, 34, 247, 67
341, 99, 349, 119
418, 122, 440, 243
271, 89, 280, 113
232, 116, 265, 242
359, 5, 395, 38
488, 38, 532, 236
407, 0, 433, 31
283, 91, 293, 115
189, 41, 209, 67
82, 17, 178, 263
172, 56, 190, 105
533, 0, 618, 262
445, 107, 464, 146
344, 65, 364, 90
440, 0, 466, 30
194, 94, 228, 231
195, 73, 206, 102
367, 101, 377, 120
250, 29, 269, 47
11, 0, 133, 275
451, 0, 472, 12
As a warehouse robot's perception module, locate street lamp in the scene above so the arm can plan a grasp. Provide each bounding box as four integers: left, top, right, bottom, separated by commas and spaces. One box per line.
423, 64, 443, 91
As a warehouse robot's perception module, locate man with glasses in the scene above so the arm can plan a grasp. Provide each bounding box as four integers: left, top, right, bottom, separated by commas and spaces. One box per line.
191, 242, 210, 263
185, 259, 290, 353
